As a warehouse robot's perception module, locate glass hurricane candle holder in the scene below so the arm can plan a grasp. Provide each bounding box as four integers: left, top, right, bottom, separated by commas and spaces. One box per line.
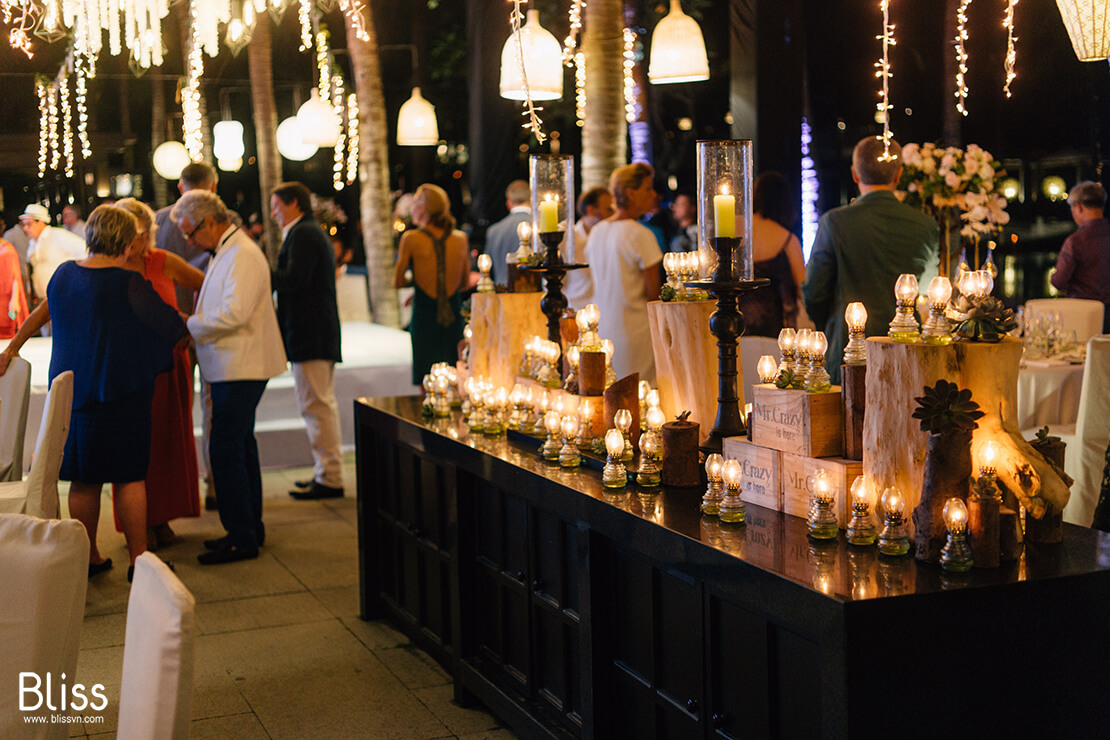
888, 274, 920, 342
777, 328, 797, 380
698, 140, 754, 282
602, 429, 629, 488
531, 154, 574, 240
940, 497, 973, 572
576, 303, 602, 351
843, 302, 868, 365
542, 410, 562, 460
922, 276, 954, 345
636, 432, 661, 487
807, 469, 838, 539
702, 453, 725, 515
846, 475, 877, 546
757, 355, 778, 385
477, 253, 495, 293
614, 409, 635, 462
878, 487, 911, 556
559, 415, 582, 468
804, 332, 832, 393
718, 458, 747, 524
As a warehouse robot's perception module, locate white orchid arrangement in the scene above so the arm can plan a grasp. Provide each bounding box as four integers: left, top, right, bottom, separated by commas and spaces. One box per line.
897, 142, 1010, 238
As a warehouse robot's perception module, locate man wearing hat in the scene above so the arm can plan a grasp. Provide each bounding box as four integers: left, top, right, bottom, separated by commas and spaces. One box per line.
20, 203, 86, 305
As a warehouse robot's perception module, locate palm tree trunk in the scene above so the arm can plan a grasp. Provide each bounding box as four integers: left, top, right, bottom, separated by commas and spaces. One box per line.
248, 19, 282, 264
345, 7, 400, 328
582, 0, 627, 190
152, 78, 167, 208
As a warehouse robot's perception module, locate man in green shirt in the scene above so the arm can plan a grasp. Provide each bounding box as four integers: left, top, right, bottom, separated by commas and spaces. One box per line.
803, 136, 938, 383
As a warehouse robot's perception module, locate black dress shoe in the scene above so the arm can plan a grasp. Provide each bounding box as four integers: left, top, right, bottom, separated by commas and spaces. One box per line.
203, 536, 230, 551
197, 545, 259, 565
205, 494, 218, 511
293, 479, 314, 489
290, 482, 344, 500
88, 558, 113, 577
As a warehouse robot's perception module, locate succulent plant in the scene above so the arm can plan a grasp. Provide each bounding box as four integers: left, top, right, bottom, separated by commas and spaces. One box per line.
912, 379, 985, 435
660, 284, 677, 302
947, 294, 1018, 343
1034, 425, 1061, 445
775, 368, 796, 389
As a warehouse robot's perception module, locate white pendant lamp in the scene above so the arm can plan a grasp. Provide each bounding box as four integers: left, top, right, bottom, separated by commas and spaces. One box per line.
276, 117, 319, 161
648, 0, 710, 84
297, 89, 341, 147
397, 87, 439, 146
152, 141, 191, 179
1056, 0, 1110, 61
499, 9, 563, 101
213, 120, 245, 161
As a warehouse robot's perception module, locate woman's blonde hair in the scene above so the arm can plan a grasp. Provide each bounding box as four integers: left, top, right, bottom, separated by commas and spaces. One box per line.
609, 163, 654, 210
414, 184, 455, 231
114, 197, 157, 242
86, 205, 138, 257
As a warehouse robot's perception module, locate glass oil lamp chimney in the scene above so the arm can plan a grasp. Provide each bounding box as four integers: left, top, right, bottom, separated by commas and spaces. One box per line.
602, 429, 629, 488
804, 332, 832, 393
564, 345, 581, 392
576, 303, 602, 351
793, 328, 812, 389
807, 468, 838, 539
940, 497, 973, 572
433, 374, 451, 418
507, 384, 525, 431
878, 487, 911, 556
636, 431, 662, 487
979, 439, 999, 482
614, 409, 635, 462
477, 253, 495, 293
542, 410, 562, 460
467, 387, 486, 433
538, 341, 561, 389
577, 399, 595, 451
718, 458, 747, 524
888, 273, 921, 343
514, 219, 533, 262
843, 302, 868, 365
702, 453, 725, 515
520, 386, 536, 434
846, 475, 877, 546
757, 355, 778, 385
777, 327, 797, 379
559, 415, 582, 468
921, 276, 954, 345
484, 387, 507, 435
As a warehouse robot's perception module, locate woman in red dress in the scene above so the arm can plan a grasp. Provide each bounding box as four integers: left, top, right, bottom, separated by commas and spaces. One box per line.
114, 198, 205, 548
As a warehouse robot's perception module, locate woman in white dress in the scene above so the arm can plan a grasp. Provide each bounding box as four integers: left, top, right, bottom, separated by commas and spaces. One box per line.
584, 163, 663, 383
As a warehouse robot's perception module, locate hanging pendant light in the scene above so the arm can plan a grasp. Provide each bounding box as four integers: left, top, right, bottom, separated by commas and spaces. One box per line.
152, 141, 191, 180
648, 0, 709, 84
499, 9, 563, 101
297, 89, 341, 147
397, 87, 439, 146
1056, 0, 1110, 61
213, 120, 245, 161
276, 117, 319, 161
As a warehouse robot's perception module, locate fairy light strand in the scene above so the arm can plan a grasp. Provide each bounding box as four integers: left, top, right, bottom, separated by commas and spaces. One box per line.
345, 92, 358, 185
1003, 0, 1018, 98
337, 0, 370, 42
47, 78, 60, 171
299, 0, 312, 51
954, 0, 971, 116
75, 53, 91, 158
36, 79, 48, 177
622, 27, 636, 124
510, 0, 546, 143
874, 0, 896, 161
562, 0, 585, 65
182, 0, 205, 161
574, 50, 586, 127
60, 63, 73, 177
316, 28, 331, 103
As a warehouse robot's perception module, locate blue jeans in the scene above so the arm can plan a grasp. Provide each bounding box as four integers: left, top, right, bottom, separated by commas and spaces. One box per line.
209, 379, 268, 548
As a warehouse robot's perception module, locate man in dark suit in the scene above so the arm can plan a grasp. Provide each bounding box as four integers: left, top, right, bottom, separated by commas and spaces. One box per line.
483, 179, 531, 286
270, 182, 345, 500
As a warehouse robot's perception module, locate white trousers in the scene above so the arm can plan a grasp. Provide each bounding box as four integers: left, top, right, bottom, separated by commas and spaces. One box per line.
292, 360, 344, 488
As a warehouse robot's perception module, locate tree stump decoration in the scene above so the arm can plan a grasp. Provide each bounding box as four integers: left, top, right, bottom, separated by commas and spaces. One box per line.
469, 292, 546, 388
841, 363, 866, 461
1027, 426, 1067, 543
910, 379, 982, 562
864, 338, 1070, 540
661, 412, 700, 487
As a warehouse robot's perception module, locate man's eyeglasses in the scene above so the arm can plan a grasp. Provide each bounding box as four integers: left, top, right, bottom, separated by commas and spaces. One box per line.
183, 218, 206, 241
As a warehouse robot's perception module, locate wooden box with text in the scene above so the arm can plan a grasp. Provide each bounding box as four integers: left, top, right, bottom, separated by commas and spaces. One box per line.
780, 451, 862, 526
750, 385, 844, 458
722, 436, 782, 511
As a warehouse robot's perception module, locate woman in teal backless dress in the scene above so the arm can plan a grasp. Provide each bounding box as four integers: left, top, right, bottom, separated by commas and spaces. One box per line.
393, 184, 470, 384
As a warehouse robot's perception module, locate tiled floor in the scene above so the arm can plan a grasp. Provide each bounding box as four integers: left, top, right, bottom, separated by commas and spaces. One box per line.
64, 453, 517, 739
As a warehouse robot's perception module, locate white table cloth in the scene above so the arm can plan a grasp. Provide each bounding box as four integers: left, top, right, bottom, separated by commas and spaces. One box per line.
1017, 360, 1085, 429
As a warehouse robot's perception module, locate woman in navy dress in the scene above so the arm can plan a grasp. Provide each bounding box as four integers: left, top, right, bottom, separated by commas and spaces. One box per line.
49, 205, 186, 578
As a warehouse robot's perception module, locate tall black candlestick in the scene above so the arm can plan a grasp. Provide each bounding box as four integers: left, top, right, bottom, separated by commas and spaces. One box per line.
521, 230, 587, 347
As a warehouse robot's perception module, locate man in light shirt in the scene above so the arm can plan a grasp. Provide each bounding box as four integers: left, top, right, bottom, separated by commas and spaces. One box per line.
20, 203, 86, 305
61, 205, 87, 238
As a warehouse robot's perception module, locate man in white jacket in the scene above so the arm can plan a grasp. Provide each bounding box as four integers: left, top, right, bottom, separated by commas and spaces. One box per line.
20, 203, 86, 304
171, 190, 287, 564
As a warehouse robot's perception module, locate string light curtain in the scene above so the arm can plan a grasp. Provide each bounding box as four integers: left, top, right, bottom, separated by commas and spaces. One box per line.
1056, 0, 1110, 61
647, 0, 709, 85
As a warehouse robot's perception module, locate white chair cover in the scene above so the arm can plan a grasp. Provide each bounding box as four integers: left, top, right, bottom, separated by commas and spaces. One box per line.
117, 553, 196, 740
0, 514, 89, 739
1057, 336, 1110, 526
0, 371, 73, 519
336, 270, 372, 323
1025, 298, 1104, 344
740, 335, 780, 406
0, 357, 31, 482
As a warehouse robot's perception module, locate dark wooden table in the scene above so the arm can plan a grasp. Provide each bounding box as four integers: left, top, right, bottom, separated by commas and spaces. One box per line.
356, 396, 1110, 740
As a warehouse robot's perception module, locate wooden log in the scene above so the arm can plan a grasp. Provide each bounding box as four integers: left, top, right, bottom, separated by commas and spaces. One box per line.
912, 430, 972, 562
603, 374, 641, 449
661, 419, 700, 487
507, 261, 541, 293
647, 300, 729, 446
1027, 437, 1066, 543
968, 494, 1001, 568
841, 363, 866, 461
579, 351, 607, 396
469, 292, 546, 388
999, 506, 1023, 561
863, 337, 1070, 539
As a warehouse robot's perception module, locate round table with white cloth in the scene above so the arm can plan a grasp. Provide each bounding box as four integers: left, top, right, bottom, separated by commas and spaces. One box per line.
1016, 359, 1084, 430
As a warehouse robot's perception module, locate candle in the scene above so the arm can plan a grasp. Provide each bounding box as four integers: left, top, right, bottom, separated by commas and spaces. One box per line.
713, 192, 736, 238
539, 195, 560, 233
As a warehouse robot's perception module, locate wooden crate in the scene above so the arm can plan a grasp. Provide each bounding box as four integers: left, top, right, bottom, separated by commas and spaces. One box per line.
722, 436, 782, 511
750, 385, 844, 458
780, 452, 863, 527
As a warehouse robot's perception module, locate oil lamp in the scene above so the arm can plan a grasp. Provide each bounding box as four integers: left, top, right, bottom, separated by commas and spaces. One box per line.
577, 399, 594, 450
564, 345, 581, 392
602, 339, 617, 388
514, 219, 532, 262
979, 439, 998, 482
777, 327, 797, 379
433, 374, 451, 418
542, 410, 562, 460
804, 332, 831, 393
878, 487, 910, 556
636, 432, 661, 487
757, 355, 778, 385
702, 453, 725, 515
843, 302, 868, 364
520, 386, 536, 434
888, 273, 920, 342
484, 387, 507, 435
807, 468, 838, 539
559, 415, 581, 468
846, 475, 877, 546
939, 497, 973, 572
718, 458, 747, 524
507, 385, 524, 430
576, 303, 602, 351
921, 276, 954, 345
477, 253, 495, 293
614, 409, 635, 462
602, 429, 628, 488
